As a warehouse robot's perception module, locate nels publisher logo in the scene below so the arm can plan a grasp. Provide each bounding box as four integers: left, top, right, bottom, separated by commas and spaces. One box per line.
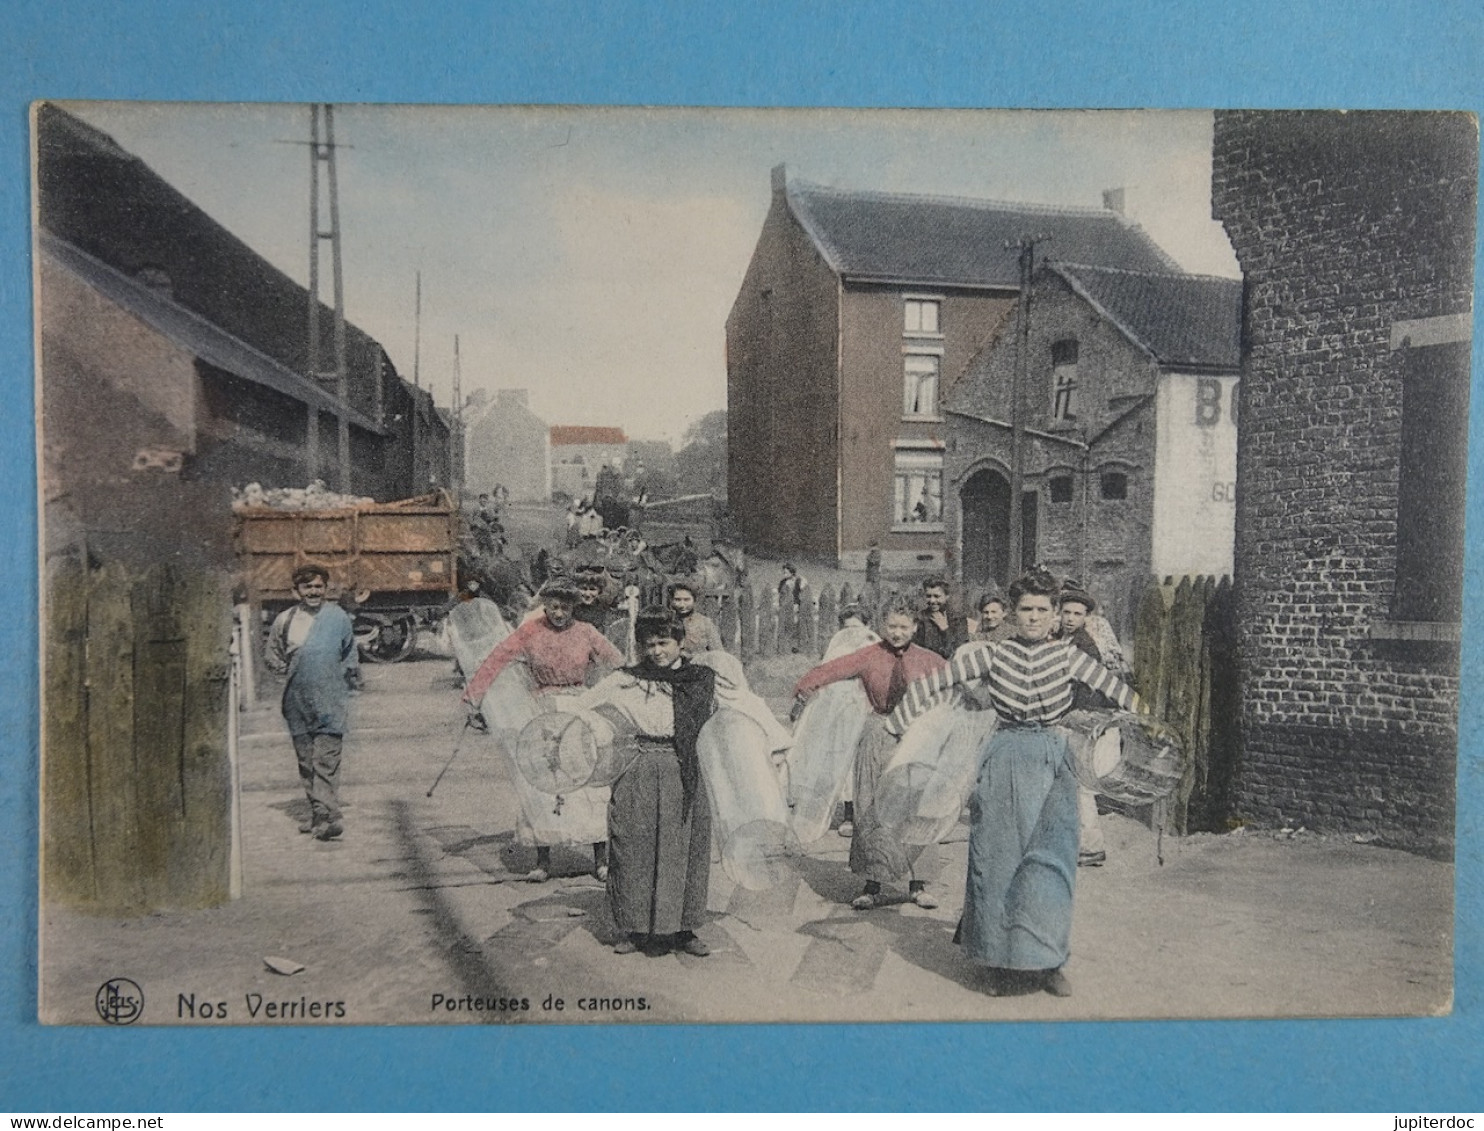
95, 978, 143, 1025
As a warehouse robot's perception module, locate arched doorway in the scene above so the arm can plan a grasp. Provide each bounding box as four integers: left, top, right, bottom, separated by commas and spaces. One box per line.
961, 467, 1038, 590
961, 467, 1010, 590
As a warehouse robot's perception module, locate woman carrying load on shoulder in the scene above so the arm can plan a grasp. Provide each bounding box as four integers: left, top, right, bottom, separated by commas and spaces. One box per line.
792, 597, 949, 911
461, 575, 623, 883
888, 568, 1141, 998
566, 607, 719, 958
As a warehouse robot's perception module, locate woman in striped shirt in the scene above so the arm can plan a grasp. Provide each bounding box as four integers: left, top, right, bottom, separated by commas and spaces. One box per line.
889, 568, 1140, 997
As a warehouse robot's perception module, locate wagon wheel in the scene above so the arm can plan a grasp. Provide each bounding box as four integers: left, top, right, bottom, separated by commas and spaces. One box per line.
354, 613, 418, 663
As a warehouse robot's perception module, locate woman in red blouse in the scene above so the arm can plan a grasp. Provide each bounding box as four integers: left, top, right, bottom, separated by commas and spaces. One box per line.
462, 577, 624, 882
792, 600, 948, 911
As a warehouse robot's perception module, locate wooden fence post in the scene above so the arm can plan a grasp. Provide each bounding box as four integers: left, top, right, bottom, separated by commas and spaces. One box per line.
42, 554, 95, 905
1166, 577, 1207, 835
181, 568, 234, 906
802, 591, 820, 656
1195, 575, 1241, 831
85, 561, 145, 912
1132, 577, 1173, 719
717, 591, 740, 654
738, 585, 756, 659
817, 585, 837, 656
132, 561, 187, 908
757, 590, 778, 658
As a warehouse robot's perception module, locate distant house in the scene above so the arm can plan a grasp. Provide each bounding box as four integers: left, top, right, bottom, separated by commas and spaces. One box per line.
727, 164, 1181, 571
944, 262, 1241, 634
550, 425, 628, 501
463, 388, 551, 502
35, 102, 449, 565
1212, 110, 1475, 850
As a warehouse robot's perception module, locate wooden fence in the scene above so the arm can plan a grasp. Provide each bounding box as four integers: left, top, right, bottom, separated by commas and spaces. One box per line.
695, 581, 894, 661
43, 556, 236, 912
1129, 575, 1240, 835
688, 575, 1239, 836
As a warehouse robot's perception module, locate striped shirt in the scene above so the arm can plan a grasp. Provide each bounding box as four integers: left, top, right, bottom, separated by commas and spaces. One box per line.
887, 637, 1139, 735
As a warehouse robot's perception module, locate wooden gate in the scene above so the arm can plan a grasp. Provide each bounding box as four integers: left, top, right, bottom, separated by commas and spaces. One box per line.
43, 556, 235, 912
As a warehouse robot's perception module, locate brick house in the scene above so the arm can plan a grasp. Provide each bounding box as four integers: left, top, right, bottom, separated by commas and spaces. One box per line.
36, 103, 450, 566
463, 388, 551, 502
1211, 111, 1476, 849
726, 165, 1181, 570
549, 425, 628, 501
944, 262, 1241, 636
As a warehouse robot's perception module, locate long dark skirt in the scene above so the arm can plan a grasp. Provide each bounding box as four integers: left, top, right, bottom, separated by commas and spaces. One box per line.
607, 744, 711, 935
849, 715, 928, 883
961, 725, 1079, 970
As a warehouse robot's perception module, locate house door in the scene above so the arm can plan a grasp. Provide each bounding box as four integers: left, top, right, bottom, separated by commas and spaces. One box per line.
960, 468, 1010, 589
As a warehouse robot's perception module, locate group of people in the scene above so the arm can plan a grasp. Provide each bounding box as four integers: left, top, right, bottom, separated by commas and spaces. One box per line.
266, 552, 1142, 996
788, 571, 1139, 996
455, 572, 751, 958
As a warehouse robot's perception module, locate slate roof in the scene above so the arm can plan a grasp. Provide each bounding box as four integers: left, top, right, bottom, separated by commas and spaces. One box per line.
550, 425, 628, 446
42, 233, 384, 432
1048, 262, 1243, 369
34, 102, 395, 416
786, 180, 1182, 287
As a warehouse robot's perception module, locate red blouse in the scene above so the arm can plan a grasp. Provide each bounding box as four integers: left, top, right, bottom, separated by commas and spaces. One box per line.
463, 616, 622, 704
793, 640, 948, 716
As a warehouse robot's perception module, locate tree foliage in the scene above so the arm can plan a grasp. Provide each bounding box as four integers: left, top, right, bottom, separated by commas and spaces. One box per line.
675, 409, 727, 500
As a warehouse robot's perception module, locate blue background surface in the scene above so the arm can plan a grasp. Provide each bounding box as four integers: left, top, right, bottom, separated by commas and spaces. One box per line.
4, 0, 1482, 1112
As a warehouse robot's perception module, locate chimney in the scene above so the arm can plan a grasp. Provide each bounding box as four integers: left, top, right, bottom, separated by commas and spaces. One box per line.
771, 163, 787, 195
1102, 187, 1126, 215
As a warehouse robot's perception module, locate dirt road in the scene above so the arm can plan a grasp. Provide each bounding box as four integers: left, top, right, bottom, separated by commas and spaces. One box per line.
40, 656, 1452, 1026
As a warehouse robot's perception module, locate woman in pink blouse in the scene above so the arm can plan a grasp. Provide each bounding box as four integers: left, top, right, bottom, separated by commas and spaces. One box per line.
792, 600, 949, 911
462, 577, 624, 882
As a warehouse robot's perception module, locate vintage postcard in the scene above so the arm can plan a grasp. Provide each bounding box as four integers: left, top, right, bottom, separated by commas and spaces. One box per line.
34, 102, 1472, 1025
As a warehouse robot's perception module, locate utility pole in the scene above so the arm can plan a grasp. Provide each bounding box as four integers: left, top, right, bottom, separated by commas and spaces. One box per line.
413, 271, 422, 390
450, 334, 463, 499
305, 103, 352, 492
411, 271, 421, 488
1007, 233, 1050, 579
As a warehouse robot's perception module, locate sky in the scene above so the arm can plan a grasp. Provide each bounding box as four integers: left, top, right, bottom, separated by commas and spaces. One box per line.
65, 103, 1240, 445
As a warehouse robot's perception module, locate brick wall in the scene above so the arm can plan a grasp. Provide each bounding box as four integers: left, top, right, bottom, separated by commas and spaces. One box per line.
1211, 111, 1477, 851
726, 187, 841, 556
944, 270, 1157, 637
837, 283, 1013, 568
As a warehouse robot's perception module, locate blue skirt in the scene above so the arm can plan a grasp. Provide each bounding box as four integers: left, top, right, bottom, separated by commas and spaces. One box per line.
960, 724, 1079, 970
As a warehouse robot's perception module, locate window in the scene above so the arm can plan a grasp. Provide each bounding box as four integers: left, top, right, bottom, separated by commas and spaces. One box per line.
1051, 338, 1078, 421
904, 299, 940, 335
903, 354, 941, 417
1100, 470, 1128, 500
893, 449, 944, 529
1049, 475, 1074, 504
1393, 334, 1469, 622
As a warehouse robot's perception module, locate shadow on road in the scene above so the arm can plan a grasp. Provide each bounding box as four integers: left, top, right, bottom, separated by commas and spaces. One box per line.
389, 799, 534, 1023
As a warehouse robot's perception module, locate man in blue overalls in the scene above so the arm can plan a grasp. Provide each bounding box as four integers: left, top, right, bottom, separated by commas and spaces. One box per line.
266, 565, 359, 840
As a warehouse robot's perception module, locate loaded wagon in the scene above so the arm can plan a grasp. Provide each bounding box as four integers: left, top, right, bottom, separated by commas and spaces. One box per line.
234, 490, 458, 662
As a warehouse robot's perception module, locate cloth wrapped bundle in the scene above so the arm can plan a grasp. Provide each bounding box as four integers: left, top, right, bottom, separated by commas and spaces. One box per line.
785, 681, 870, 843
696, 708, 797, 890
1058, 708, 1183, 805
873, 692, 999, 848
446, 597, 511, 686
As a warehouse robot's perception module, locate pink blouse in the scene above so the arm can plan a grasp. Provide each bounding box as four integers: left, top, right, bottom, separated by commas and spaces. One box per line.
463, 616, 622, 704
793, 641, 948, 716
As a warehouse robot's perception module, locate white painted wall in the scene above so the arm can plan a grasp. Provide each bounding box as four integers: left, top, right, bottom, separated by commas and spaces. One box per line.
1151, 372, 1239, 579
